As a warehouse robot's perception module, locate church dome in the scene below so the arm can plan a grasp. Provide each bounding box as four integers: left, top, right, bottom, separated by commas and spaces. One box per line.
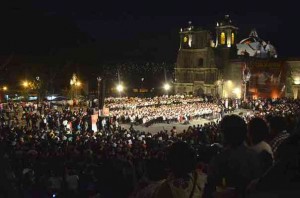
239, 29, 263, 44
240, 37, 262, 44
237, 29, 277, 58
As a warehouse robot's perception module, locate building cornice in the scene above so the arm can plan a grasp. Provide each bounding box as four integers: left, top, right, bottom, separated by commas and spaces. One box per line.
175, 68, 218, 70
179, 48, 210, 52
180, 30, 208, 34
174, 83, 193, 85
216, 25, 238, 30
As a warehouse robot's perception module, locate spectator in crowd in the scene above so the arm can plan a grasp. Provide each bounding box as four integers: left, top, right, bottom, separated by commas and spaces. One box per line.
0, 148, 18, 198
154, 141, 207, 198
249, 133, 300, 197
267, 116, 290, 160
247, 117, 273, 172
64, 167, 79, 197
204, 115, 262, 197
0, 96, 299, 197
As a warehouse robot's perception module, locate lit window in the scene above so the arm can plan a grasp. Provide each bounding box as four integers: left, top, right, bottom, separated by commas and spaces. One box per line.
227, 40, 231, 47
183, 37, 188, 43
231, 33, 235, 44
221, 32, 225, 44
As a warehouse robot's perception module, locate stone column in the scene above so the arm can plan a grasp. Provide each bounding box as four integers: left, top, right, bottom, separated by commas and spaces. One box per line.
292, 86, 299, 99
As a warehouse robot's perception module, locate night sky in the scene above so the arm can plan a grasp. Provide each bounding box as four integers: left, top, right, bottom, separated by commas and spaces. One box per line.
1, 1, 299, 63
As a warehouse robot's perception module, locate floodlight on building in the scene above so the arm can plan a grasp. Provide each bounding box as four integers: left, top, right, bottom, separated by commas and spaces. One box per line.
294, 77, 300, 85
233, 87, 241, 98
224, 91, 228, 98
163, 83, 171, 91
116, 84, 124, 92
227, 80, 233, 87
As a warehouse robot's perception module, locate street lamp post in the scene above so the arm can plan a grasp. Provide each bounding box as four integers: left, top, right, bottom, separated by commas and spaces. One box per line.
116, 84, 124, 97
35, 76, 40, 104
116, 69, 123, 97
163, 83, 171, 96
97, 77, 102, 110
23, 81, 29, 88
23, 80, 29, 101
141, 77, 144, 97
70, 74, 81, 100
220, 79, 224, 98
1, 86, 8, 103
70, 80, 74, 99
243, 82, 246, 100
75, 81, 81, 98
242, 63, 251, 100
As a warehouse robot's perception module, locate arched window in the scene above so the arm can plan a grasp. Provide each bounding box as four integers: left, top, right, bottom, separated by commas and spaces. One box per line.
220, 32, 225, 45
231, 32, 235, 44
198, 58, 204, 67
183, 36, 188, 43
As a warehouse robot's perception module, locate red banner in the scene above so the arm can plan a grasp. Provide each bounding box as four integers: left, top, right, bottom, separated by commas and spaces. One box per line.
247, 60, 286, 98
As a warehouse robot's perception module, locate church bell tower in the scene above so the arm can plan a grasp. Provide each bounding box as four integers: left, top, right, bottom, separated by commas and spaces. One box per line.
174, 21, 218, 96
215, 15, 238, 48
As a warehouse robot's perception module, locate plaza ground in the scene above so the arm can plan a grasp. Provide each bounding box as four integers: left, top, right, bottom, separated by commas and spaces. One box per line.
120, 109, 250, 134
10, 105, 250, 134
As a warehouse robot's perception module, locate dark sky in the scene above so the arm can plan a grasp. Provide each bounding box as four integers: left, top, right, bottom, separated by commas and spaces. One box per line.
1, 0, 299, 62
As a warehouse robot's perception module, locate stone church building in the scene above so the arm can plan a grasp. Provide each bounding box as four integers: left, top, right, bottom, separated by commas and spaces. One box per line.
174, 15, 300, 99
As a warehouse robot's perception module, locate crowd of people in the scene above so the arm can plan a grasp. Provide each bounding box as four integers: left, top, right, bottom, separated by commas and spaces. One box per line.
0, 96, 299, 197
104, 96, 204, 110
110, 102, 221, 126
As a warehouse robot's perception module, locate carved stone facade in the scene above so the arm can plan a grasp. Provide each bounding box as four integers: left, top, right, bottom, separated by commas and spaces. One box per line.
223, 58, 300, 99
175, 16, 300, 99
174, 22, 218, 95
286, 60, 300, 98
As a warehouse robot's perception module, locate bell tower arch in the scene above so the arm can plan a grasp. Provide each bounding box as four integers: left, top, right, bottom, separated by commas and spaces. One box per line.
215, 15, 238, 48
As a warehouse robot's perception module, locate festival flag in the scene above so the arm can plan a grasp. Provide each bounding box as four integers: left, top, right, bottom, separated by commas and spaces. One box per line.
91, 114, 98, 132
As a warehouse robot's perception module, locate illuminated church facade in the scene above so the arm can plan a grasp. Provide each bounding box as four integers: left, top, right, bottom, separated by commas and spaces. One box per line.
174, 15, 300, 99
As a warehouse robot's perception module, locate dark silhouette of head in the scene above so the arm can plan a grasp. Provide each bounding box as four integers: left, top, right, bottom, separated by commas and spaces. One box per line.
220, 115, 247, 148
166, 141, 196, 178
248, 117, 269, 145
268, 116, 287, 135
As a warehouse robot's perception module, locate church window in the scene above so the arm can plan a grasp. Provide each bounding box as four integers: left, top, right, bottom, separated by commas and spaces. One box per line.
231, 33, 235, 44
221, 32, 225, 44
198, 58, 204, 67
183, 36, 188, 43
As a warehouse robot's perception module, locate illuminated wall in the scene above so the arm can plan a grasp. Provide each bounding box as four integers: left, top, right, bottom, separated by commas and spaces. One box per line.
220, 32, 225, 44
286, 60, 300, 98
